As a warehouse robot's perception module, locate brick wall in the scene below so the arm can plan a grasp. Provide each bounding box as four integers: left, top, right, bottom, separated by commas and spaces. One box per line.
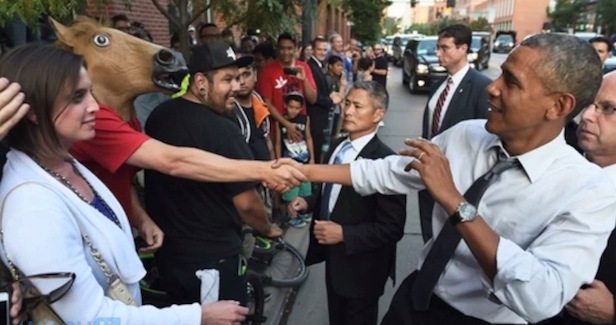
86, 0, 172, 47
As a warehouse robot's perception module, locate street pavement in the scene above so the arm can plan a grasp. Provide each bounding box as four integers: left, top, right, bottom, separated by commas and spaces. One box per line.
276, 54, 508, 325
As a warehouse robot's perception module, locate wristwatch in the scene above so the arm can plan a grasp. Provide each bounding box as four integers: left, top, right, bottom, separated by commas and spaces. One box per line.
449, 202, 478, 226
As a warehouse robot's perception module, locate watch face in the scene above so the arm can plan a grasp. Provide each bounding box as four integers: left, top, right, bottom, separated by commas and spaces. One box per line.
459, 203, 477, 221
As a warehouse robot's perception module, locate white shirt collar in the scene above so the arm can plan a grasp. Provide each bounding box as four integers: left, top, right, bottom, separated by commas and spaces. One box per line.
310, 56, 323, 68
486, 130, 568, 183
347, 130, 378, 155
448, 63, 470, 85
603, 164, 616, 183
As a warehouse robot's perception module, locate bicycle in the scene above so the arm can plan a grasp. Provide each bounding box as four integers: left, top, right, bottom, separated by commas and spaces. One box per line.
138, 252, 267, 325
248, 236, 309, 287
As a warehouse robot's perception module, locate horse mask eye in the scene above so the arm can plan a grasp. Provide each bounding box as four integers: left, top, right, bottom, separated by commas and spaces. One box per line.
93, 34, 110, 47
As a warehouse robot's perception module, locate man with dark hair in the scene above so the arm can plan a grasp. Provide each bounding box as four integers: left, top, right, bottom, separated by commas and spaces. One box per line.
589, 36, 613, 74
252, 42, 276, 71
256, 32, 317, 143
287, 33, 616, 324
289, 80, 406, 325
199, 23, 221, 44
145, 42, 283, 306
418, 23, 492, 242
236, 62, 273, 161
111, 14, 130, 33
239, 36, 256, 55
307, 36, 343, 162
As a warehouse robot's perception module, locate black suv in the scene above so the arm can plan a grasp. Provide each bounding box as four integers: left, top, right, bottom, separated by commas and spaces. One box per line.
469, 33, 491, 70
493, 31, 516, 53
401, 36, 447, 93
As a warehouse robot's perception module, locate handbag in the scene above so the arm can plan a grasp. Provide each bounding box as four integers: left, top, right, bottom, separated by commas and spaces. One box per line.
81, 233, 137, 306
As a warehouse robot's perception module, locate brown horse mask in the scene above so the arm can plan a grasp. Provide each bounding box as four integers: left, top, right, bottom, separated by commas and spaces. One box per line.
50, 17, 188, 121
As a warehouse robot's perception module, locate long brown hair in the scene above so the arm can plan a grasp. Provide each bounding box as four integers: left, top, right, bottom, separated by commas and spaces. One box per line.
0, 43, 84, 160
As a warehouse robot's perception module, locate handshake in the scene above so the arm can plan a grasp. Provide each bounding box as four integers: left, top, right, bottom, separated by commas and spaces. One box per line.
260, 158, 307, 193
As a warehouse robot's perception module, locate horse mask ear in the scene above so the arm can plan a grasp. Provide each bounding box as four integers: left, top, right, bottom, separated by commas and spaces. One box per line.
49, 17, 74, 48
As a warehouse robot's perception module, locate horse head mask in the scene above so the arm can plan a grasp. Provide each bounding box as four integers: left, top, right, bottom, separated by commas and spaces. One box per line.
49, 17, 188, 120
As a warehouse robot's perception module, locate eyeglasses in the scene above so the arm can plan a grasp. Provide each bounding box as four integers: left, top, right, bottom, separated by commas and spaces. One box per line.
587, 102, 616, 115
1, 272, 76, 314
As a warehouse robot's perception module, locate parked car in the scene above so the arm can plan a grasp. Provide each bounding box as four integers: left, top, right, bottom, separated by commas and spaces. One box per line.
468, 34, 491, 70
574, 32, 603, 42
391, 33, 425, 67
401, 36, 447, 93
493, 31, 516, 53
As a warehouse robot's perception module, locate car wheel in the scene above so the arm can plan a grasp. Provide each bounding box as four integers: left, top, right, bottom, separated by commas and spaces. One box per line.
402, 68, 409, 85
409, 74, 418, 94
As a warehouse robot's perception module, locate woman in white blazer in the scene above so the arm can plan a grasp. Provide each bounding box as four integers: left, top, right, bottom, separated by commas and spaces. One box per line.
0, 43, 248, 325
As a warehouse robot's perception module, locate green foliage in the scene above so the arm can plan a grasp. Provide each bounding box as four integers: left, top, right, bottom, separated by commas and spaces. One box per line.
599, 0, 616, 36
468, 17, 489, 32
0, 0, 131, 28
382, 16, 401, 36
343, 0, 392, 43
547, 0, 587, 31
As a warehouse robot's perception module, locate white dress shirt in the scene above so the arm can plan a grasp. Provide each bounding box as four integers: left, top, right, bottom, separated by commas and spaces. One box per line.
349, 120, 616, 324
427, 63, 470, 134
326, 131, 377, 214
604, 164, 616, 183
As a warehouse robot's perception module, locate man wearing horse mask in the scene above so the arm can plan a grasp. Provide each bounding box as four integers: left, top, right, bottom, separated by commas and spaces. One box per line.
144, 42, 283, 305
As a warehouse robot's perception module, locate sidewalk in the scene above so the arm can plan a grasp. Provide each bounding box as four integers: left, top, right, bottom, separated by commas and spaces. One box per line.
261, 225, 311, 325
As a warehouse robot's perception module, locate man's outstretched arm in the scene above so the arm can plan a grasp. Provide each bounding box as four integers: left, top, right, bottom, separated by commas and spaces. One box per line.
127, 139, 305, 191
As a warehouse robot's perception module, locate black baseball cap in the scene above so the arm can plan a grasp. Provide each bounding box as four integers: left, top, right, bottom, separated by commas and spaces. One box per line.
188, 41, 253, 75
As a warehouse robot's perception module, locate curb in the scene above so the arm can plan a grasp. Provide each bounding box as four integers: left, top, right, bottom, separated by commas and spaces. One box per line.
262, 225, 310, 325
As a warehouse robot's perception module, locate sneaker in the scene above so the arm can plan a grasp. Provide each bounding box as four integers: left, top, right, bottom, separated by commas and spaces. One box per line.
287, 217, 306, 228
300, 213, 312, 223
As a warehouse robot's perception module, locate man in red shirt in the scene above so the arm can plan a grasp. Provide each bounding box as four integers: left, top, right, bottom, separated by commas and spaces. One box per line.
257, 32, 317, 141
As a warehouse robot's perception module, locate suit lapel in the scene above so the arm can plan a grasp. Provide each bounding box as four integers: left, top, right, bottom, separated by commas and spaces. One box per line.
440, 69, 472, 130
330, 136, 381, 214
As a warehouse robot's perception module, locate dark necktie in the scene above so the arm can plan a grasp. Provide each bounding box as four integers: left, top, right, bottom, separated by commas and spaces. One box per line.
431, 77, 453, 138
410, 153, 520, 311
320, 141, 353, 220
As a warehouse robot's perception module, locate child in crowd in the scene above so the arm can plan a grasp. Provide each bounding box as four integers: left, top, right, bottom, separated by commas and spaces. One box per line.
356, 57, 375, 82
275, 92, 314, 228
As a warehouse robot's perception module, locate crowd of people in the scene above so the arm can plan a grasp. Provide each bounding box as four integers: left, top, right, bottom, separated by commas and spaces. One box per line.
0, 12, 615, 325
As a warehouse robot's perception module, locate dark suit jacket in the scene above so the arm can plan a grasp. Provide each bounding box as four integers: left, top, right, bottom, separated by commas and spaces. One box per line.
307, 57, 334, 162
419, 67, 491, 242
421, 67, 491, 139
305, 136, 407, 298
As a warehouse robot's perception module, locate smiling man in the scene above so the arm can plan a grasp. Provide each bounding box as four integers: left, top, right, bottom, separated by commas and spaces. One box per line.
144, 42, 282, 306
288, 33, 616, 324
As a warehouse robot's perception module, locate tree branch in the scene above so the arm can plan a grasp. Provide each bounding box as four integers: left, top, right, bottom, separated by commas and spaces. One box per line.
227, 14, 248, 28
189, 4, 210, 25
150, 0, 181, 28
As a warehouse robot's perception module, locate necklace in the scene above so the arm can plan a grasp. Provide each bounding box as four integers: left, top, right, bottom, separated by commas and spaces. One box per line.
36, 160, 122, 229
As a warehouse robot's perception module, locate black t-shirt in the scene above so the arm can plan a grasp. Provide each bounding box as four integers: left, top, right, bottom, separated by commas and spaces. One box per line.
372, 55, 388, 88
240, 105, 271, 161
145, 97, 257, 260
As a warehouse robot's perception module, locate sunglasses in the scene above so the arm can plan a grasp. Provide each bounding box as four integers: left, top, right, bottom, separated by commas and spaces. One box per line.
2, 272, 76, 314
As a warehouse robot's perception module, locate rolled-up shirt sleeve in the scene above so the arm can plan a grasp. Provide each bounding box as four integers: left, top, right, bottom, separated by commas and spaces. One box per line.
350, 155, 425, 196
480, 186, 616, 323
